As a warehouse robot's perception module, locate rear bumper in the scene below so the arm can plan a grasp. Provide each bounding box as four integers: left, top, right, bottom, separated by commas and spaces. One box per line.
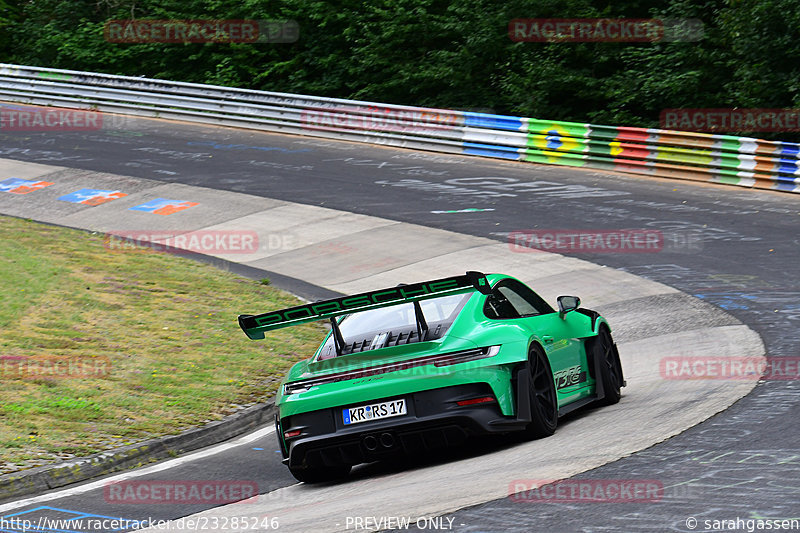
278, 383, 525, 469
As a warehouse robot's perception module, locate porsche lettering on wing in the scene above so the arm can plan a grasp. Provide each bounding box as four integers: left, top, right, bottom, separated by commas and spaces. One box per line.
254, 280, 460, 327
239, 272, 491, 337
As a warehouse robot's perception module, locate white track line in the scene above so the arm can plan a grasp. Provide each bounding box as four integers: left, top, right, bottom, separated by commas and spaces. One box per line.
0, 425, 276, 513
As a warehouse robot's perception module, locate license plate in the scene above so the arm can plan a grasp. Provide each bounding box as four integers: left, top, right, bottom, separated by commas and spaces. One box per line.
342, 399, 406, 425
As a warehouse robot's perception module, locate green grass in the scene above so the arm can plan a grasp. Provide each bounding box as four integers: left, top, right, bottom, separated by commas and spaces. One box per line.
0, 216, 325, 471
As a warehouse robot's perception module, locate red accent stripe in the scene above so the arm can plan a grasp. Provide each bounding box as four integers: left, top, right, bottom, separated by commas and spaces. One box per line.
456, 396, 495, 407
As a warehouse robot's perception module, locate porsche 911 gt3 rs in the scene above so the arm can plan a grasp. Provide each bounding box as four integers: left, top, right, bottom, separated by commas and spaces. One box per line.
238, 271, 625, 483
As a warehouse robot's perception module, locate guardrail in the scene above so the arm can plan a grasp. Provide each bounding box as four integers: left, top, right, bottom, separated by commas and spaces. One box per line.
1, 63, 798, 193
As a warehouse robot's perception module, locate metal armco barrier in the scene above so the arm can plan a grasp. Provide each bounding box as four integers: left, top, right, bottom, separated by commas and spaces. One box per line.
1, 63, 798, 193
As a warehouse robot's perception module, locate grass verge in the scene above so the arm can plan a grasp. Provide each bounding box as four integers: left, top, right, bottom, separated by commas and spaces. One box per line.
0, 215, 324, 473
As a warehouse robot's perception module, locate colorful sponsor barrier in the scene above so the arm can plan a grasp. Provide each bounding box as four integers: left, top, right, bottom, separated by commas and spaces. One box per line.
0, 63, 797, 193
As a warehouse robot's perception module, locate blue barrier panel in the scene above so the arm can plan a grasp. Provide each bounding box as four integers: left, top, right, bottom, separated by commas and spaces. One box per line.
464, 112, 524, 132
463, 142, 521, 159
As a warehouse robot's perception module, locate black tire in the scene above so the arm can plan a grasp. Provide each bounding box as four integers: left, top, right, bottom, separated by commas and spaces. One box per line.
289, 464, 351, 483
594, 326, 623, 406
521, 345, 558, 439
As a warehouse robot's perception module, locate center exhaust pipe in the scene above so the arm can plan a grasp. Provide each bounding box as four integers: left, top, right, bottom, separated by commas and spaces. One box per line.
363, 433, 396, 451
363, 435, 378, 451
380, 432, 395, 448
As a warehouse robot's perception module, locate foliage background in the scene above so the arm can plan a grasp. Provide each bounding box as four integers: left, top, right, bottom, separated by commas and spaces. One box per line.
1, 0, 799, 139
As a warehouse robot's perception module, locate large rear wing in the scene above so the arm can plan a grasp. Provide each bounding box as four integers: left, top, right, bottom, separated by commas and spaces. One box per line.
238, 271, 491, 340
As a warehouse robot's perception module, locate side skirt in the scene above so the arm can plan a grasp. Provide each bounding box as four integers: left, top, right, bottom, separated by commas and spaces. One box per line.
557, 395, 599, 418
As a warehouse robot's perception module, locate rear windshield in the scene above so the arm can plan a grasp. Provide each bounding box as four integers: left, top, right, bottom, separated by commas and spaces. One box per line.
316, 292, 471, 359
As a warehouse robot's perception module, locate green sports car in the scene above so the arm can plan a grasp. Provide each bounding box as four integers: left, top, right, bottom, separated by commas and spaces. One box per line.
238, 271, 625, 483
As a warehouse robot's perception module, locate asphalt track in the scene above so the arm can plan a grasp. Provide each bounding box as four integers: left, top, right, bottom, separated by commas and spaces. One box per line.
0, 110, 798, 532
0, 157, 762, 531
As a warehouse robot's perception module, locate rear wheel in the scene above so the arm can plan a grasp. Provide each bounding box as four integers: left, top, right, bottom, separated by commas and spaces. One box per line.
521, 345, 558, 439
594, 326, 623, 406
289, 464, 351, 483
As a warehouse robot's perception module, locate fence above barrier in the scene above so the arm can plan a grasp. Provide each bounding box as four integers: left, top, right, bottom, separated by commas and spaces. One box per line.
0, 63, 797, 193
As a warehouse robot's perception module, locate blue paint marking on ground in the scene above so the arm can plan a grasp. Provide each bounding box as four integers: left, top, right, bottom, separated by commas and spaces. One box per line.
128, 198, 197, 214
0, 178, 35, 191
129, 198, 176, 212
0, 103, 32, 111
694, 292, 758, 311
57, 189, 120, 204
1, 506, 143, 533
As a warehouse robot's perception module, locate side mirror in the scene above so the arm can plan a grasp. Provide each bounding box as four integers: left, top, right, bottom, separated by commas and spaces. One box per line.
557, 295, 580, 318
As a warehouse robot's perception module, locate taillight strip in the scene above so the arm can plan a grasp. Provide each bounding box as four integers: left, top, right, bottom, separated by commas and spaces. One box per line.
284, 345, 500, 394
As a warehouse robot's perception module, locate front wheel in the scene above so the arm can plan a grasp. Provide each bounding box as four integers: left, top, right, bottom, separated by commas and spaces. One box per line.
289, 464, 351, 483
593, 326, 623, 406
520, 345, 558, 439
